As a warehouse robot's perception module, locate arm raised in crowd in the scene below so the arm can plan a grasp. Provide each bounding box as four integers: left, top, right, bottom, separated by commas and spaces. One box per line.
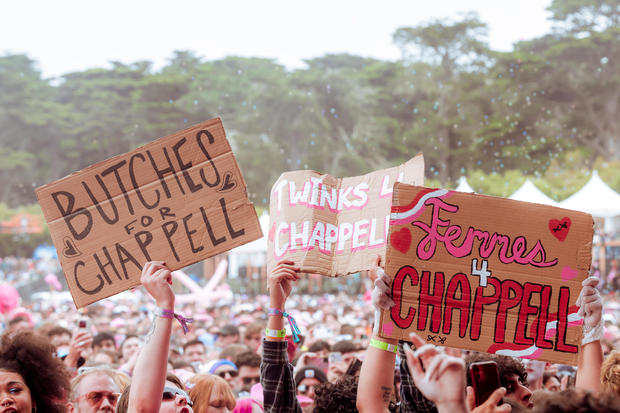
357, 263, 398, 413
261, 259, 302, 413
128, 261, 175, 413
575, 276, 604, 393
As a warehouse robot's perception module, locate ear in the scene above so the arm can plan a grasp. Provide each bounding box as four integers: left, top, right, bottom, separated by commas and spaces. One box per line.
66, 402, 75, 413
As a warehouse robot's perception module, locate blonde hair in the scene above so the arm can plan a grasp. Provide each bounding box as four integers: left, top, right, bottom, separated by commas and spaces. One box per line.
70, 367, 130, 400
188, 374, 236, 413
601, 350, 620, 396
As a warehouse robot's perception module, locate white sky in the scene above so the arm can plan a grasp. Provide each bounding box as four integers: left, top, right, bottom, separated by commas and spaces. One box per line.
1, 0, 553, 78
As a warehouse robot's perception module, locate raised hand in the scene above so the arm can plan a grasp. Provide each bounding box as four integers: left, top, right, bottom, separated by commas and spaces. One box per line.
141, 261, 175, 309
269, 260, 300, 310
576, 276, 603, 344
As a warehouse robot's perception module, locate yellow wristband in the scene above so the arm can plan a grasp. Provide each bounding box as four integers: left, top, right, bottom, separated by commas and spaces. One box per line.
370, 338, 398, 353
265, 328, 286, 338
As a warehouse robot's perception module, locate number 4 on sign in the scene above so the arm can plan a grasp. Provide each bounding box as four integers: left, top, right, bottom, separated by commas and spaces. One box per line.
471, 259, 491, 287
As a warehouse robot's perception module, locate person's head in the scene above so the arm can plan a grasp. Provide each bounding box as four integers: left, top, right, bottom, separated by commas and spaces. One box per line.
313, 374, 359, 413
219, 344, 251, 362
523, 359, 545, 390
542, 372, 560, 392
119, 335, 141, 362
295, 366, 328, 400
92, 332, 116, 353
601, 350, 620, 396
47, 326, 72, 350
466, 353, 532, 409
218, 325, 240, 347
307, 340, 330, 359
243, 323, 263, 352
530, 389, 620, 413
68, 367, 128, 413
184, 340, 207, 364
0, 331, 70, 413
91, 350, 119, 366
116, 373, 193, 413
207, 360, 238, 386
188, 374, 236, 413
7, 316, 31, 334
232, 352, 261, 393
331, 340, 360, 366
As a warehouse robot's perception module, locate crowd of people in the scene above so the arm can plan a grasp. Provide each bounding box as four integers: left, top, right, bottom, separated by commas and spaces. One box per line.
0, 252, 619, 412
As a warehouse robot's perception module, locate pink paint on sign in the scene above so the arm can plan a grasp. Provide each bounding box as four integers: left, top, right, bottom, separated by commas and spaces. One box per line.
382, 321, 394, 336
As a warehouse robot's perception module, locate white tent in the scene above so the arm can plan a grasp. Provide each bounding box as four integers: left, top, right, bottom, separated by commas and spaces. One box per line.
509, 180, 558, 207
455, 176, 475, 193
559, 171, 620, 218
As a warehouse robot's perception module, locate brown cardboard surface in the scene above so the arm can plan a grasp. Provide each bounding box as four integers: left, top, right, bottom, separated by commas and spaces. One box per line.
36, 118, 262, 308
379, 183, 593, 365
267, 155, 424, 276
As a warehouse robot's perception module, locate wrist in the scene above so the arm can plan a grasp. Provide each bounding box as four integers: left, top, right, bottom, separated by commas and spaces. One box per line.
156, 299, 174, 310
269, 301, 285, 311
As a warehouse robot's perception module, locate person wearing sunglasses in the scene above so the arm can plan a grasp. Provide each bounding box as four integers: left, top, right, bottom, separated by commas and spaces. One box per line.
68, 367, 128, 413
127, 261, 195, 413
294, 367, 327, 400
206, 360, 239, 387
116, 374, 193, 413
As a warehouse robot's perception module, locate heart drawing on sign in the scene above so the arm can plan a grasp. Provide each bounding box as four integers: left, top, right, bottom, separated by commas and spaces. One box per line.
218, 171, 237, 193
548, 217, 571, 241
390, 227, 412, 254
62, 237, 81, 258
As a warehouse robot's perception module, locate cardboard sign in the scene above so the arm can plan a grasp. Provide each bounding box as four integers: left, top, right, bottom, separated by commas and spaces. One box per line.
267, 155, 424, 276
379, 183, 593, 365
36, 118, 262, 308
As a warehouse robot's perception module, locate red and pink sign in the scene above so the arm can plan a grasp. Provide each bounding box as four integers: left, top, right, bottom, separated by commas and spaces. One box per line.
379, 183, 594, 365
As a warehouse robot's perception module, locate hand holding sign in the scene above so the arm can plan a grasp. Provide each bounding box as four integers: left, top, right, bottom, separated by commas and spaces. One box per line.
141, 261, 174, 309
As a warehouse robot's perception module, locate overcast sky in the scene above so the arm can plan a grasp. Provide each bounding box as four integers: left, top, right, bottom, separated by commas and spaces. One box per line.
2, 0, 553, 78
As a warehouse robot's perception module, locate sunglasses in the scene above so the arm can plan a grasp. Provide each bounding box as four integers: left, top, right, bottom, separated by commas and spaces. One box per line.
162, 386, 193, 407
297, 384, 316, 395
217, 370, 239, 379
79, 391, 121, 406
241, 376, 260, 385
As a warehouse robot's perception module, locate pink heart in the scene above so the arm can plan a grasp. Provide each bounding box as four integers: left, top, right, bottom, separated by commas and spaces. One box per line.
561, 266, 578, 282
382, 321, 394, 336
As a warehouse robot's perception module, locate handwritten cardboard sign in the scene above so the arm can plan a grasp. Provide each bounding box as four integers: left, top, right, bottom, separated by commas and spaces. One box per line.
267, 155, 424, 276
379, 183, 593, 365
36, 118, 262, 308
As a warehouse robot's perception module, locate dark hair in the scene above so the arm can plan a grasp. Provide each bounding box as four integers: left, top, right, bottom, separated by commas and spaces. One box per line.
465, 353, 527, 390
8, 316, 29, 327
0, 331, 71, 413
47, 326, 72, 339
531, 389, 620, 413
219, 343, 250, 360
120, 334, 138, 350
183, 339, 206, 352
543, 372, 559, 387
294, 366, 328, 386
313, 374, 358, 412
233, 351, 261, 369
332, 340, 359, 354
308, 340, 331, 353
172, 360, 196, 372
92, 332, 116, 349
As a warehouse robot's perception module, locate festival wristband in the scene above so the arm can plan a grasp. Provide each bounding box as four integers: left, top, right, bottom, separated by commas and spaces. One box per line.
265, 328, 286, 341
154, 308, 193, 334
268, 308, 301, 342
369, 338, 398, 353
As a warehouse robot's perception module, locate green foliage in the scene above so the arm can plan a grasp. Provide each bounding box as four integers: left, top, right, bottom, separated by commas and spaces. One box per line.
0, 10, 618, 210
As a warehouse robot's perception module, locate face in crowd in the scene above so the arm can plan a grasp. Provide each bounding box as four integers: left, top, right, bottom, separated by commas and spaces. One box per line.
159, 380, 193, 413
68, 371, 121, 413
504, 373, 533, 409
0, 370, 33, 413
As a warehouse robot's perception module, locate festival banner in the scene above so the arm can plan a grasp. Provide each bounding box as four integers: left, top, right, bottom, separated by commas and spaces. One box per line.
379, 182, 593, 365
267, 154, 424, 276
36, 118, 262, 308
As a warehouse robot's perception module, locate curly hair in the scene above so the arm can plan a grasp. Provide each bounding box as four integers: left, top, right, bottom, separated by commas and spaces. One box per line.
465, 352, 527, 389
313, 374, 358, 413
601, 350, 620, 396
531, 389, 620, 413
0, 331, 70, 413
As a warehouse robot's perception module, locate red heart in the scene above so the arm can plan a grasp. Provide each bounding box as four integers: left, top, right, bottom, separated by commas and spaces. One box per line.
549, 217, 571, 242
390, 227, 412, 254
